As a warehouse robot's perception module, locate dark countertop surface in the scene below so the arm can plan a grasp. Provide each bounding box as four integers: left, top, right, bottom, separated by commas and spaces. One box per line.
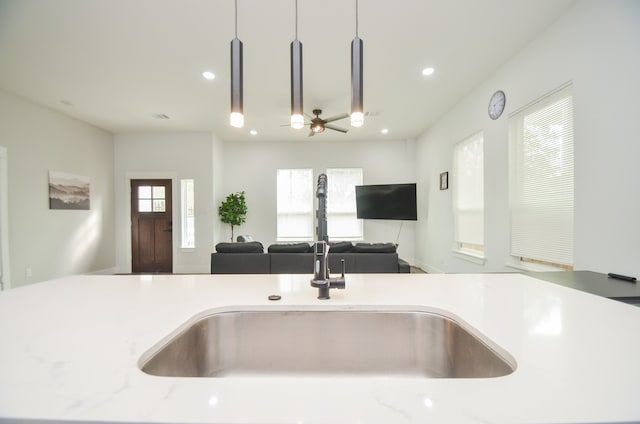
525, 270, 640, 304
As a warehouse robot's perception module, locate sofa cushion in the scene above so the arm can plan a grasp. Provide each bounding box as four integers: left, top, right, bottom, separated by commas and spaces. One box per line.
353, 242, 397, 253
215, 241, 264, 253
269, 253, 314, 274
328, 241, 353, 253
268, 243, 313, 253
211, 253, 269, 273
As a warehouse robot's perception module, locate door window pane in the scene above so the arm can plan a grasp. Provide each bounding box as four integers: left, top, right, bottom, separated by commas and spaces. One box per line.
139, 186, 151, 199
138, 185, 167, 213
153, 199, 166, 212
153, 186, 165, 199
181, 179, 195, 248
139, 199, 152, 212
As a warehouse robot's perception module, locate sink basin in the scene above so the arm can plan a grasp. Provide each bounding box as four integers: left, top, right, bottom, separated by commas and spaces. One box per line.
139, 307, 516, 378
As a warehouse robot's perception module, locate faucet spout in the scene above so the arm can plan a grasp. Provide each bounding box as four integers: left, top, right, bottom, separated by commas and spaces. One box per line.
310, 241, 346, 299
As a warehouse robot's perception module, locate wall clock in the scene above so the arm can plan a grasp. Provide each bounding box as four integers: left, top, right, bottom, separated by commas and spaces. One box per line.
488, 90, 506, 120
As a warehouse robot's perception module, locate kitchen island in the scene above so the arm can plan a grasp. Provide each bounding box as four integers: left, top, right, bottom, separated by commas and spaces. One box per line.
1, 273, 639, 423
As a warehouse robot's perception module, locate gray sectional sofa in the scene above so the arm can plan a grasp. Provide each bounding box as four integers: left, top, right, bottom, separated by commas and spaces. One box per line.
210, 241, 410, 274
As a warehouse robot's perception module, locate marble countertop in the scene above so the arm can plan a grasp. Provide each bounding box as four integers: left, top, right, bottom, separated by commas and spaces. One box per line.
1, 273, 639, 423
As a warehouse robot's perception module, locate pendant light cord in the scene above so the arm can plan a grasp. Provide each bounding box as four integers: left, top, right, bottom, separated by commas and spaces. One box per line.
234, 0, 238, 38
294, 0, 298, 40
355, 0, 359, 36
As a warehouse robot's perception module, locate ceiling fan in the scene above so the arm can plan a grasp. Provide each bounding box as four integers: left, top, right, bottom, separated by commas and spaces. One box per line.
308, 109, 350, 136
284, 109, 349, 136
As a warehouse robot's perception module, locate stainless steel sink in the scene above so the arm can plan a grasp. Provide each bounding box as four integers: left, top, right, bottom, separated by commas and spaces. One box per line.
139, 307, 516, 378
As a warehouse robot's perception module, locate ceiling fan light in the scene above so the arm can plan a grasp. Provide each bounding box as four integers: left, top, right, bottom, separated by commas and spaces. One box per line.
350, 111, 364, 127
291, 113, 304, 129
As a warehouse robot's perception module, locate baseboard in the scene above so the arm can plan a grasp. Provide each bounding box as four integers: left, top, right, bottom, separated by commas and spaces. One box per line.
87, 267, 118, 275
414, 260, 444, 274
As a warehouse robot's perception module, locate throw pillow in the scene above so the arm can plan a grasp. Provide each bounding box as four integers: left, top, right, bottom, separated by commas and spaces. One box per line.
352, 242, 397, 253
268, 243, 313, 253
215, 241, 264, 253
328, 241, 354, 253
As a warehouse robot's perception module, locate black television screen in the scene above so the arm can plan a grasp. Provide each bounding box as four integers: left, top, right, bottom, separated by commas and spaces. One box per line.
355, 183, 417, 220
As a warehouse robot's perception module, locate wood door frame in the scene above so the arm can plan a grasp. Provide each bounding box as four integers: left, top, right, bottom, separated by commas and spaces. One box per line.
124, 172, 177, 273
131, 179, 173, 273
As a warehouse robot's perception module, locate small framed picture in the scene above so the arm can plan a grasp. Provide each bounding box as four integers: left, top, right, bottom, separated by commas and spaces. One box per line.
440, 172, 449, 190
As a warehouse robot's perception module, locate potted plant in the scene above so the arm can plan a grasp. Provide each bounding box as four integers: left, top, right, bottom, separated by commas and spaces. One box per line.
218, 191, 247, 242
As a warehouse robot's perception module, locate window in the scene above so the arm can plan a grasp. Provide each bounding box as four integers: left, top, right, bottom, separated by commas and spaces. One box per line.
326, 168, 363, 240
181, 179, 195, 248
137, 185, 166, 212
277, 169, 314, 241
509, 83, 574, 269
453, 132, 484, 255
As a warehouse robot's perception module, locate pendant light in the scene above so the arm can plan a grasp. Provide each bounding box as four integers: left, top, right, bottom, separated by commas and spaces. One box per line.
290, 0, 304, 130
350, 0, 364, 127
230, 0, 244, 128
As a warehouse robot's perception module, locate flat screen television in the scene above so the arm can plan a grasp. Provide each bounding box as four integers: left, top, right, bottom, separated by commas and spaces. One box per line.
355, 183, 417, 220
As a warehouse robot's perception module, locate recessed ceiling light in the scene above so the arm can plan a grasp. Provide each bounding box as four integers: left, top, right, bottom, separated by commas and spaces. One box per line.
249, 130, 257, 135
202, 71, 216, 80
421, 67, 435, 76
381, 128, 389, 134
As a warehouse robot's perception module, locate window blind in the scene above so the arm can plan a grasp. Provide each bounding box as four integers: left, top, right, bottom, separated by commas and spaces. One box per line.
276, 169, 314, 241
509, 85, 574, 266
453, 132, 484, 250
180, 179, 195, 248
326, 168, 363, 240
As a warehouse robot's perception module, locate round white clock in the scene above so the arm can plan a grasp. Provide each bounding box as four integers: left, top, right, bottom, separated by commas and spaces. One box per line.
488, 90, 506, 120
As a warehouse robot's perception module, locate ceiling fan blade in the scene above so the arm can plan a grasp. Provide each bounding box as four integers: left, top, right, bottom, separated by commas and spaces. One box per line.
281, 123, 311, 128
325, 124, 348, 133
323, 113, 349, 123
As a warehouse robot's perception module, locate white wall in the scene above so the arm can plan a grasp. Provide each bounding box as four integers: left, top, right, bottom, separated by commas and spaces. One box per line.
0, 90, 115, 287
114, 132, 215, 274
416, 0, 640, 276
221, 139, 417, 264
212, 134, 226, 249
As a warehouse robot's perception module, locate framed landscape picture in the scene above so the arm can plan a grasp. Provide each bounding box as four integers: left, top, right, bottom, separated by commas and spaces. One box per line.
48, 171, 90, 210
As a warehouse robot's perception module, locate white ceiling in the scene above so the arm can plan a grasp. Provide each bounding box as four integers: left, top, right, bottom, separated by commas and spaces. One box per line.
0, 0, 577, 143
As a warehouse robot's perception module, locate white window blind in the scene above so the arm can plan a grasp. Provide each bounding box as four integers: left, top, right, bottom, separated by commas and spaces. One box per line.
453, 132, 484, 252
326, 168, 363, 240
509, 84, 574, 266
180, 179, 195, 248
277, 169, 314, 241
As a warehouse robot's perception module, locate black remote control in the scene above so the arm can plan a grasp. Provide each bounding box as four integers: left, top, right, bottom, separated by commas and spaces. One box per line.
607, 273, 637, 283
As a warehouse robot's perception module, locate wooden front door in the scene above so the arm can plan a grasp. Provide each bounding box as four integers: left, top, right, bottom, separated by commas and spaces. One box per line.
131, 179, 173, 273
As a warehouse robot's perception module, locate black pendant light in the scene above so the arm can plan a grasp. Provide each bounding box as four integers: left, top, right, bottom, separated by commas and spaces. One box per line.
290, 0, 304, 129
350, 0, 364, 127
230, 0, 244, 128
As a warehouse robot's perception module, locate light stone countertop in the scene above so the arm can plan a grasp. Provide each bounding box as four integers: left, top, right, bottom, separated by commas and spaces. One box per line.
1, 272, 639, 423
